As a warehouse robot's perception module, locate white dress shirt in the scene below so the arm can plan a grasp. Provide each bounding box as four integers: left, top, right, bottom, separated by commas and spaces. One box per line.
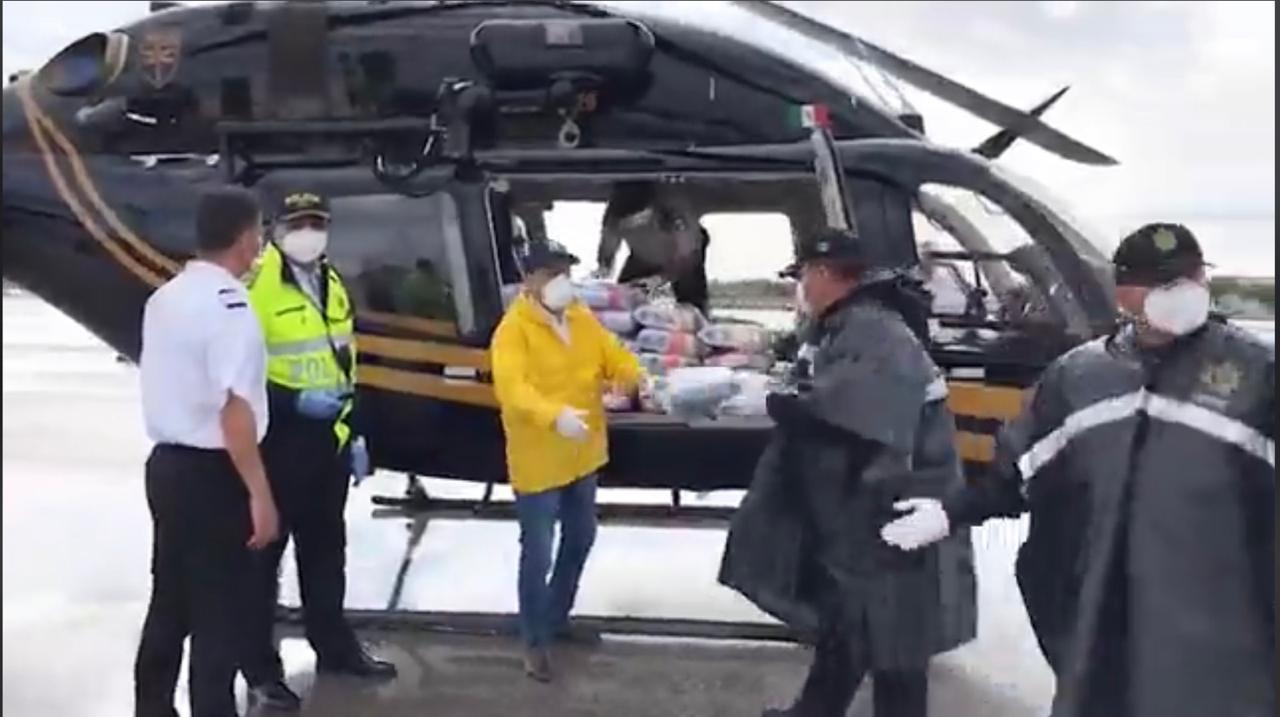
288, 259, 324, 310
140, 260, 269, 449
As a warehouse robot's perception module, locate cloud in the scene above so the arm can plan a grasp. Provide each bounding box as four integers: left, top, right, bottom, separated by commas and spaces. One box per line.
1042, 1, 1080, 21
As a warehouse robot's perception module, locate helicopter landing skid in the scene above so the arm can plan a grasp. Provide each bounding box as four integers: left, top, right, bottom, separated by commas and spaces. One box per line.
279, 607, 801, 645
370, 476, 735, 528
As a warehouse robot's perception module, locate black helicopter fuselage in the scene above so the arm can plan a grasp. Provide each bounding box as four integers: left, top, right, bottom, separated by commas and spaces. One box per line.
2, 1, 1116, 491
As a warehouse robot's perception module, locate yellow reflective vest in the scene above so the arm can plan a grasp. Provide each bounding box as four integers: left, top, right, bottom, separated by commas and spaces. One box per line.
491, 292, 646, 495
247, 243, 356, 449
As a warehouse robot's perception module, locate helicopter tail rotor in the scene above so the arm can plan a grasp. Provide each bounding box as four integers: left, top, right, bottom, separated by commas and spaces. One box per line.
972, 85, 1071, 161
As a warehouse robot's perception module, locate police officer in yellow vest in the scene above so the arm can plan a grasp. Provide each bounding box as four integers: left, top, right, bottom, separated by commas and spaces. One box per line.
242, 192, 396, 711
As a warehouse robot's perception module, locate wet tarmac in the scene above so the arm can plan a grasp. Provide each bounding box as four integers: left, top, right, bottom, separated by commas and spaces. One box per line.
2, 296, 1056, 716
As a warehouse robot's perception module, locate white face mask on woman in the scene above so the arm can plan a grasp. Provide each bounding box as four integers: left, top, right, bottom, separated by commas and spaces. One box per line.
540, 274, 576, 312
1143, 279, 1211, 336
279, 228, 328, 265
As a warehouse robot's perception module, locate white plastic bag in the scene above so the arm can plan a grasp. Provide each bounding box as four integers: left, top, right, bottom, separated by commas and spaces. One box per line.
718, 371, 774, 417
656, 366, 740, 419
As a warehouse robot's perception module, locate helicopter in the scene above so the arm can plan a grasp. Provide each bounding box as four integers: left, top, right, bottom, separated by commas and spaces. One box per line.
2, 0, 1122, 514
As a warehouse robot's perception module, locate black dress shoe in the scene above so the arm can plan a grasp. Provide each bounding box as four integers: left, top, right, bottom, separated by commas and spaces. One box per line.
248, 680, 301, 712
316, 647, 398, 679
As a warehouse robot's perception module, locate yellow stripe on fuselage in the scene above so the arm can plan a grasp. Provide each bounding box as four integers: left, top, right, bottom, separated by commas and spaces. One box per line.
15, 80, 166, 287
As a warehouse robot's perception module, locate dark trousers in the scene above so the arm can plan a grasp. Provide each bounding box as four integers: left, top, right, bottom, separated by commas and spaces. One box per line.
135, 444, 252, 717
792, 624, 928, 717
242, 423, 359, 685
789, 568, 928, 717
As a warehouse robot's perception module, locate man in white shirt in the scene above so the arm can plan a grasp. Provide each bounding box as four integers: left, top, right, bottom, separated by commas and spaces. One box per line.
135, 186, 279, 717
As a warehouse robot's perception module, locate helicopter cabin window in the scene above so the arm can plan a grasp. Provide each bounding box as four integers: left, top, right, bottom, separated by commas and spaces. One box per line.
325, 193, 461, 325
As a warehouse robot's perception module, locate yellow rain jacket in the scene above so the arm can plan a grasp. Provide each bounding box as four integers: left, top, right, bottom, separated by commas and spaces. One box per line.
491, 292, 645, 495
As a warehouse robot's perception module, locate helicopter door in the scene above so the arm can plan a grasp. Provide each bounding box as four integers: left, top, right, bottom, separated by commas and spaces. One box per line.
807, 119, 918, 270
809, 122, 857, 235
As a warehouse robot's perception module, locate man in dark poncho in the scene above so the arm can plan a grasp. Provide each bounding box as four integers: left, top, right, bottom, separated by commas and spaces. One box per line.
883, 223, 1276, 717
719, 228, 976, 717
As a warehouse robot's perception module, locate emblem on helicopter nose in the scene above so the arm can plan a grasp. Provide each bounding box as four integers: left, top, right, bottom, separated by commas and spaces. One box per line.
138, 29, 183, 89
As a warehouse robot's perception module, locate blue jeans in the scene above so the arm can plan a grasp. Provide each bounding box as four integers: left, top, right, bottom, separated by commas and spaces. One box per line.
514, 475, 598, 648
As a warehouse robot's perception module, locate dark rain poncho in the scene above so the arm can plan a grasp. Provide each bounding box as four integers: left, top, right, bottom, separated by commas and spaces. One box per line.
718, 280, 977, 669
946, 318, 1276, 717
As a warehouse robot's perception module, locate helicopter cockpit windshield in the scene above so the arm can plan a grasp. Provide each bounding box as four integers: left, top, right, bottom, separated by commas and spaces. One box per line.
989, 162, 1116, 267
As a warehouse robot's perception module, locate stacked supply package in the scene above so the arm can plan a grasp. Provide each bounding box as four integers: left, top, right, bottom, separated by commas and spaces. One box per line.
577, 279, 645, 342
570, 280, 780, 418
632, 300, 706, 377
699, 321, 775, 373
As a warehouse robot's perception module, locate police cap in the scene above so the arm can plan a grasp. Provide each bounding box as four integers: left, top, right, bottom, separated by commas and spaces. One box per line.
276, 191, 330, 222
1112, 223, 1209, 287
779, 228, 866, 279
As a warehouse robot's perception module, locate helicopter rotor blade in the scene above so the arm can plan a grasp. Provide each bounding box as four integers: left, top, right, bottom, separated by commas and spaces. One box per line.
729, 1, 1119, 166
973, 85, 1070, 160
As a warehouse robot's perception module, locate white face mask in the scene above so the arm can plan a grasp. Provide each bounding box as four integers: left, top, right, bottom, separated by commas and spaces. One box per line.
1143, 279, 1211, 336
279, 228, 328, 265
540, 274, 575, 312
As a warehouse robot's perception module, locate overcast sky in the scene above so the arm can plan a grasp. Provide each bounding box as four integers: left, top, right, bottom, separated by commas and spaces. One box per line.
3, 0, 1274, 277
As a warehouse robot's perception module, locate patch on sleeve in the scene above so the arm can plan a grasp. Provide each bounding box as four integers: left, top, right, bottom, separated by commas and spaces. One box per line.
218, 287, 248, 309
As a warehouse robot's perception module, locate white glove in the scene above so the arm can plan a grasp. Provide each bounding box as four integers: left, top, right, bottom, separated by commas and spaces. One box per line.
555, 408, 590, 442
880, 498, 951, 551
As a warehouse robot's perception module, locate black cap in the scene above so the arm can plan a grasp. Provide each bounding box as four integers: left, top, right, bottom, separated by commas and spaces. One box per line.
276, 191, 330, 222
779, 228, 866, 279
1112, 223, 1208, 286
520, 238, 580, 273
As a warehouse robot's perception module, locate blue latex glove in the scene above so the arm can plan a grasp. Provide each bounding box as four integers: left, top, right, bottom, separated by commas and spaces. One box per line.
296, 388, 345, 419
350, 436, 371, 486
